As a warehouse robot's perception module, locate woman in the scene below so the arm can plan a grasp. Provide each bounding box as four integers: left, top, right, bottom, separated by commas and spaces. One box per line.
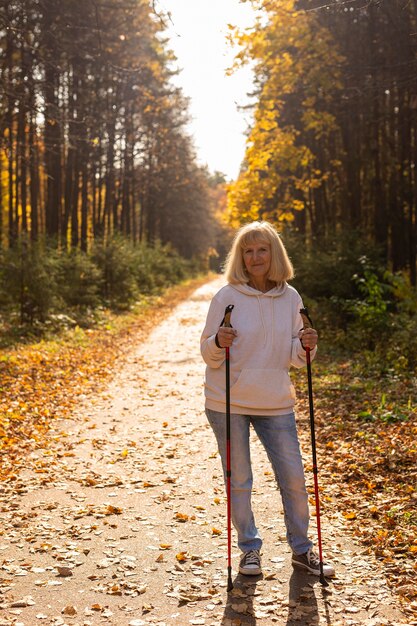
200, 221, 334, 578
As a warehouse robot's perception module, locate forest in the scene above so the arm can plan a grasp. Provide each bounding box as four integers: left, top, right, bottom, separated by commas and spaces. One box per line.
229, 0, 417, 283
1, 0, 416, 334
227, 2, 417, 611
0, 0, 220, 252
0, 0, 228, 329
0, 0, 416, 361
226, 0, 417, 377
0, 0, 416, 617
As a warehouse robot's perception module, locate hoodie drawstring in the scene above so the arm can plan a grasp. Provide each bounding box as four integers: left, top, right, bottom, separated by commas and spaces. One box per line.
257, 294, 274, 347
231, 282, 286, 348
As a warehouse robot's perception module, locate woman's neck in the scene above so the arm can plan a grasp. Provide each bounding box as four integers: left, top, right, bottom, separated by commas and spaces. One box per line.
248, 278, 275, 293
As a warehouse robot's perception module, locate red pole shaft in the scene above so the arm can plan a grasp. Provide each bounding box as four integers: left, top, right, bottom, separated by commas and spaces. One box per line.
305, 346, 328, 586
225, 345, 233, 591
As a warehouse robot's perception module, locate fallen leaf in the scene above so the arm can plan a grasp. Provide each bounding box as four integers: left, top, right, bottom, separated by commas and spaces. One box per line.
62, 605, 77, 615
57, 566, 73, 577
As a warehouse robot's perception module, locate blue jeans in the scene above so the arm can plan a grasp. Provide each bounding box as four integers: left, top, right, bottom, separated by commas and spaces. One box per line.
205, 409, 313, 555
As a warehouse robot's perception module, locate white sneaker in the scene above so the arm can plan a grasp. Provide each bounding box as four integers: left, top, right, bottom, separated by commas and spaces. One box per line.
239, 549, 262, 576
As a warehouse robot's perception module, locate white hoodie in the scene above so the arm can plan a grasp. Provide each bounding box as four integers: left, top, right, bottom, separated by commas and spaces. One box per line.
200, 282, 316, 416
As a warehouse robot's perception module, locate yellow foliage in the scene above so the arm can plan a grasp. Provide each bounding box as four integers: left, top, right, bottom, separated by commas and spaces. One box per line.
292, 199, 304, 212
226, 0, 343, 227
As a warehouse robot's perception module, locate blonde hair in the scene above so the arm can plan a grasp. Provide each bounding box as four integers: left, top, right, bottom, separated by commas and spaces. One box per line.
224, 221, 294, 285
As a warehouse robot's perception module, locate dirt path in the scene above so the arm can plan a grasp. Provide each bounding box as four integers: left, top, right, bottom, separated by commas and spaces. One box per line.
0, 278, 411, 626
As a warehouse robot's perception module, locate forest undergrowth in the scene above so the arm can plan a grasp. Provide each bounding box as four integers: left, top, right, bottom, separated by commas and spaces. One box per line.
293, 348, 417, 615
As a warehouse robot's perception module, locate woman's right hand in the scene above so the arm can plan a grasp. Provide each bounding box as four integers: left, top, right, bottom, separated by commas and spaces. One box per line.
216, 326, 238, 348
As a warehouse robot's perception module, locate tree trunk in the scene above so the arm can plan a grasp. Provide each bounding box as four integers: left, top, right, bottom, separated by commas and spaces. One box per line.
29, 111, 39, 241
104, 121, 116, 237
81, 160, 89, 252
42, 0, 62, 241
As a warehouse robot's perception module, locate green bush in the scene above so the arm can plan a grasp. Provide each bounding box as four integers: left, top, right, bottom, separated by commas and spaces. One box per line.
131, 244, 157, 294
335, 258, 393, 350
286, 232, 383, 302
0, 234, 202, 342
56, 250, 102, 310
131, 240, 196, 294
92, 237, 139, 309
0, 241, 61, 324
347, 271, 417, 374
285, 231, 385, 333
147, 241, 188, 288
284, 231, 417, 375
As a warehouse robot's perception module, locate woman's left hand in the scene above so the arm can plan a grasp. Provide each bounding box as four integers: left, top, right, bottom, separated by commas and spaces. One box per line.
299, 328, 318, 350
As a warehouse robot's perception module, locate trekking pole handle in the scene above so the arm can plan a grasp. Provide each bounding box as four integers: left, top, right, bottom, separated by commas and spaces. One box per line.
300, 307, 313, 331
223, 304, 234, 329
300, 307, 314, 355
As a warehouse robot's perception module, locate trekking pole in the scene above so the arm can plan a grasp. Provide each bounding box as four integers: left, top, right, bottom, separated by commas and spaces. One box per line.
222, 304, 234, 592
300, 308, 329, 588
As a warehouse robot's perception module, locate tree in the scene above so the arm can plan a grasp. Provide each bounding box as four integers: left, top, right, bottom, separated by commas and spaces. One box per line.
228, 0, 417, 282
0, 0, 218, 260
227, 0, 342, 237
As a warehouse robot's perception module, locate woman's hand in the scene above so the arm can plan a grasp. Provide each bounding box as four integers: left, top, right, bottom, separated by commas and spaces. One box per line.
216, 326, 238, 348
299, 328, 318, 350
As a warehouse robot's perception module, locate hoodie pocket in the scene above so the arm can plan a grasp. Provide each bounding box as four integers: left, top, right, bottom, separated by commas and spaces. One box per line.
230, 368, 295, 411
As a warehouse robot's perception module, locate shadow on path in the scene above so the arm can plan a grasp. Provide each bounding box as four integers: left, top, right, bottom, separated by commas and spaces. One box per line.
285, 568, 332, 626
221, 572, 263, 625
219, 568, 334, 625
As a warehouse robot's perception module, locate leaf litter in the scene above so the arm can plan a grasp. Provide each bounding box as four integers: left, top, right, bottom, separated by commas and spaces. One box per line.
0, 278, 414, 625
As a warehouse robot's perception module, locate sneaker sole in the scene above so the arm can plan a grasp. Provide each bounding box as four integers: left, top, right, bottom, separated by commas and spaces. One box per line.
239, 566, 262, 576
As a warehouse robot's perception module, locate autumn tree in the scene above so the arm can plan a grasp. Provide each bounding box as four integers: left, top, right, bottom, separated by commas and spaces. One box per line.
229, 0, 417, 283
227, 0, 342, 233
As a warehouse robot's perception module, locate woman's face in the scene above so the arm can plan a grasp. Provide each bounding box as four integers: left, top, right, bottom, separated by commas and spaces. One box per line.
242, 240, 271, 280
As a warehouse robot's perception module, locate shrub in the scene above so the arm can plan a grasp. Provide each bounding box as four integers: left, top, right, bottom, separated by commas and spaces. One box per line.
92, 237, 139, 309
347, 271, 417, 374
0, 241, 61, 324
284, 230, 417, 375
131, 244, 157, 294
0, 234, 203, 343
56, 250, 102, 310
147, 241, 188, 288
286, 231, 383, 302
131, 240, 196, 294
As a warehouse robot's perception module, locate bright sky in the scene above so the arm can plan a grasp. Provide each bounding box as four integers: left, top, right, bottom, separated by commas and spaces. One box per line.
156, 0, 257, 180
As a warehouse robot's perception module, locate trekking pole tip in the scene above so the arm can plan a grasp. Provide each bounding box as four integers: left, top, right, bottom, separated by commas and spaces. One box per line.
320, 573, 330, 587
227, 567, 234, 592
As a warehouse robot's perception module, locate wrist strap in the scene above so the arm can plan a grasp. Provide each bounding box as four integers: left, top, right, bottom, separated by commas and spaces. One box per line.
215, 333, 222, 349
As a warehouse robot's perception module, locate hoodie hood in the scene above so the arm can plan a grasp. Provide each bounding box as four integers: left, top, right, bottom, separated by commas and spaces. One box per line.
230, 281, 288, 347
230, 281, 288, 298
